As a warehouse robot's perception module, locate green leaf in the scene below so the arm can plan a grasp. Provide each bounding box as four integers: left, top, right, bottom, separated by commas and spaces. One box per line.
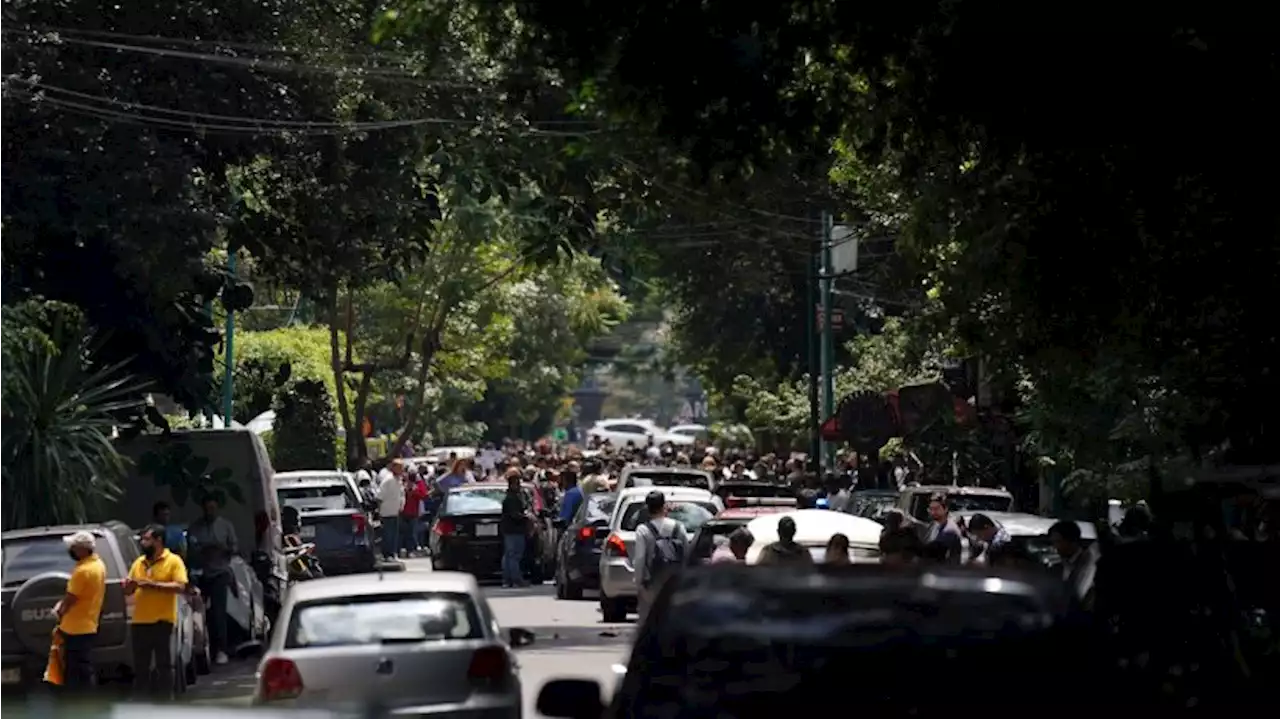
209, 467, 233, 484
184, 455, 211, 477
225, 482, 246, 506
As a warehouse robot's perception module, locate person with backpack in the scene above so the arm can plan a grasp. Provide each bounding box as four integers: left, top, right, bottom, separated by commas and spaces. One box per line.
632, 491, 689, 624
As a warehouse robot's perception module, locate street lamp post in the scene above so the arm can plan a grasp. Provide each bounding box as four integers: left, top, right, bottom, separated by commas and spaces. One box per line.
222, 252, 237, 427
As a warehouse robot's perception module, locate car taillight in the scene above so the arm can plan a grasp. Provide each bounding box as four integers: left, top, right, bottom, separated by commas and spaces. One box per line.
727, 497, 745, 507
434, 518, 456, 536
605, 533, 627, 557
351, 513, 367, 534
577, 526, 595, 541
467, 646, 509, 687
260, 657, 303, 701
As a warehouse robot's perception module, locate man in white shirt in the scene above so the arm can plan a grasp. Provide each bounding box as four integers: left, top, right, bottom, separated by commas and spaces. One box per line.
378, 460, 406, 561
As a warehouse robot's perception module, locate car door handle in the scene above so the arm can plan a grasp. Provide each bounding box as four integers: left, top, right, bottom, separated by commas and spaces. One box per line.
376, 657, 394, 674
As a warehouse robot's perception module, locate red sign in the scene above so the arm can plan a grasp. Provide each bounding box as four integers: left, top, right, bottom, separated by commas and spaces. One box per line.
815, 306, 845, 331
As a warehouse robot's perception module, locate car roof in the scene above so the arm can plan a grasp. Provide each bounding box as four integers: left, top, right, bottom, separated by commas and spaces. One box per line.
2, 521, 130, 541
621, 465, 712, 476
617, 485, 716, 502
276, 471, 350, 483
287, 570, 481, 603
716, 507, 790, 520
906, 484, 1012, 496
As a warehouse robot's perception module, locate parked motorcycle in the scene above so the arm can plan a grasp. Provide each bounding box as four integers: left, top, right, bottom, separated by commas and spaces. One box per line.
283, 539, 324, 581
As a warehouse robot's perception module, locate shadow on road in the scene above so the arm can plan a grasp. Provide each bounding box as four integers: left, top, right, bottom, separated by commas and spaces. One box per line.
187, 659, 260, 702
518, 625, 632, 651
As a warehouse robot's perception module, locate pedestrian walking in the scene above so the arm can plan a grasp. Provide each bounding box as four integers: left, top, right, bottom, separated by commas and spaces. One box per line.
125, 524, 189, 699
187, 495, 238, 666
633, 491, 689, 624
499, 469, 531, 588
50, 531, 106, 693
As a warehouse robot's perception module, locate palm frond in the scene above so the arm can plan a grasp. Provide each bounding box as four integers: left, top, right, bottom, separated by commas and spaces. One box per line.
2, 303, 150, 528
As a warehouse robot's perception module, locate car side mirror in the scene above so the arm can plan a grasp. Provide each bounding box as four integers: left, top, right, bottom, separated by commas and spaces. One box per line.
508, 627, 536, 648
537, 678, 604, 719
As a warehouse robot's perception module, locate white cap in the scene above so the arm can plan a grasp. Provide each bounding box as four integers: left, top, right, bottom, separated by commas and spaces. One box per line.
62, 530, 96, 549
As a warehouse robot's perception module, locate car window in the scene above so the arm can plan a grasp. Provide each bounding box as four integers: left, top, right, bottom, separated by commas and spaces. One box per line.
606, 423, 645, 434
579, 494, 617, 524
947, 495, 1014, 514
620, 501, 717, 533
627, 471, 711, 490
279, 484, 355, 511
2, 535, 121, 586
691, 522, 743, 563
444, 488, 507, 514
285, 592, 483, 648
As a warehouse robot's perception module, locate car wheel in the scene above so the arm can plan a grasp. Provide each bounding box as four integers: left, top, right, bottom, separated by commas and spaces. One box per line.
564, 577, 584, 601
600, 595, 627, 623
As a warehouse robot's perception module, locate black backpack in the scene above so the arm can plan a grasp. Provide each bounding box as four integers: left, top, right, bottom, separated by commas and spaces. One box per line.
644, 520, 686, 583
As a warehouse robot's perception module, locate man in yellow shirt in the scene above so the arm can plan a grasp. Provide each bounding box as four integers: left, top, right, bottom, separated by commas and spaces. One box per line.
124, 524, 189, 699
55, 530, 107, 692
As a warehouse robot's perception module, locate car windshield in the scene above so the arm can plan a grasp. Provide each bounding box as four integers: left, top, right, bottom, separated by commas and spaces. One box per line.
2, 536, 114, 587
279, 484, 353, 512
851, 493, 899, 520
620, 501, 717, 533
585, 494, 617, 522
909, 492, 1013, 521
691, 522, 745, 563
445, 487, 531, 515
286, 592, 483, 648
626, 472, 710, 490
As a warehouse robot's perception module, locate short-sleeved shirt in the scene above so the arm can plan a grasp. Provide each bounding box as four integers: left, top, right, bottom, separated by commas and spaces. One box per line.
60, 554, 107, 636
129, 549, 189, 625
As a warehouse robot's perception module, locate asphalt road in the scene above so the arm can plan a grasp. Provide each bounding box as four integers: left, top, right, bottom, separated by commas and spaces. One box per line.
189, 557, 632, 717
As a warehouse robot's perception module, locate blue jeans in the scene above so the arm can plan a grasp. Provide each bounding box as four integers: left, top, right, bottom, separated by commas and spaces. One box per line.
501, 533, 526, 586
381, 516, 400, 559
400, 516, 419, 553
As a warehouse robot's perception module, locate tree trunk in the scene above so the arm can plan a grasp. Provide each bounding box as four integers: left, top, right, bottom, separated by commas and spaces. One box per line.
389, 324, 444, 458
352, 371, 374, 459
328, 289, 355, 462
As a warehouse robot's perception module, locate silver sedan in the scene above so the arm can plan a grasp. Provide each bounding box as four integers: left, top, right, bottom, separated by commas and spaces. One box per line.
252, 571, 533, 718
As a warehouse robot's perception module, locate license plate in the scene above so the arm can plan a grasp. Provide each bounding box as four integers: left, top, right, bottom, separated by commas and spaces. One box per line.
476, 524, 498, 537
300, 525, 316, 538
2, 668, 20, 684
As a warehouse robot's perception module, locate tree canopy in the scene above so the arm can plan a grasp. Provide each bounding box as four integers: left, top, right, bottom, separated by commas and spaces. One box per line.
447, 2, 1280, 462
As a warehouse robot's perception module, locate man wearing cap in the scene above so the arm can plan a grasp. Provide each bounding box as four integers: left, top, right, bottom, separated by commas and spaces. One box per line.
55, 531, 107, 691
125, 524, 189, 698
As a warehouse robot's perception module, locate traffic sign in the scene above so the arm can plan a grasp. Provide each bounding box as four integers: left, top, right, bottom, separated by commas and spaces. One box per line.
816, 306, 845, 331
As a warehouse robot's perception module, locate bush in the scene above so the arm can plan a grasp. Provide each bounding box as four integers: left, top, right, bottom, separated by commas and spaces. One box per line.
271, 379, 339, 471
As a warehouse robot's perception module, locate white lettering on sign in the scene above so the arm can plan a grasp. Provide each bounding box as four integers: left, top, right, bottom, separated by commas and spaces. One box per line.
21, 608, 56, 622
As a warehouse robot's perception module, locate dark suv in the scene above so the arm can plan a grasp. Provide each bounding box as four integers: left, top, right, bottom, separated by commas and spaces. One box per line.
1, 521, 200, 693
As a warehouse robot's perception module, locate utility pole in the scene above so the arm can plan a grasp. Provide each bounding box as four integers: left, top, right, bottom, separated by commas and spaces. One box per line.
806, 213, 821, 468
820, 211, 835, 473
222, 252, 237, 427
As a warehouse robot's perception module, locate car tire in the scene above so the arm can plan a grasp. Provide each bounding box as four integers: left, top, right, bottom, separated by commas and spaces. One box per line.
564, 578, 584, 601
194, 641, 211, 675
600, 595, 627, 623
528, 560, 545, 585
